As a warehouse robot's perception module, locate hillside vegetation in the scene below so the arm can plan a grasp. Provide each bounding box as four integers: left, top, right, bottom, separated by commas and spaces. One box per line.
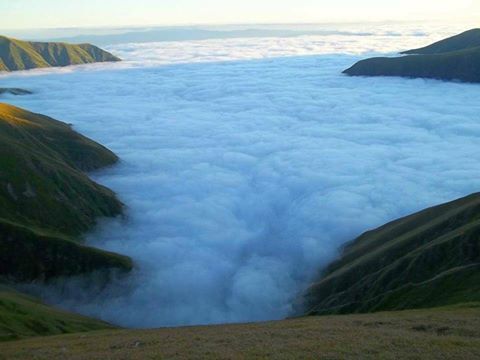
1, 304, 479, 359
343, 29, 480, 82
0, 103, 132, 282
300, 193, 480, 316
0, 286, 115, 342
0, 35, 120, 72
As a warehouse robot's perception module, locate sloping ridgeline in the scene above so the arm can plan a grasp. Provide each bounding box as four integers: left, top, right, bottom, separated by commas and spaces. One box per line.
0, 103, 132, 339
343, 29, 480, 82
301, 193, 480, 315
0, 35, 120, 72
402, 28, 480, 55
0, 103, 132, 282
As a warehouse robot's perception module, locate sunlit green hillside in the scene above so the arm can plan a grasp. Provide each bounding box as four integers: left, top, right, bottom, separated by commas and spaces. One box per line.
0, 36, 120, 71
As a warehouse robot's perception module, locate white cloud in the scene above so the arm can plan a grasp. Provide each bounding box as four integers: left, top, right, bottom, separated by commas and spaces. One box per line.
103, 23, 474, 65
2, 24, 480, 327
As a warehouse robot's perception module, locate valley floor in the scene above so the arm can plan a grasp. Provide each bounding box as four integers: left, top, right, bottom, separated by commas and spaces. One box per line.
1, 304, 479, 359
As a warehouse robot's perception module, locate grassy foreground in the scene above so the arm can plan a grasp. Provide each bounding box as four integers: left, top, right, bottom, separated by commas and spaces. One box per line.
1, 304, 479, 359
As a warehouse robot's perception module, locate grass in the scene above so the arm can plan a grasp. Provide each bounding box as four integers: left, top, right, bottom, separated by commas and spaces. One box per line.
0, 35, 120, 72
301, 193, 480, 315
0, 103, 122, 237
0, 286, 115, 342
0, 304, 479, 359
0, 103, 132, 340
0, 103, 132, 281
0, 218, 133, 282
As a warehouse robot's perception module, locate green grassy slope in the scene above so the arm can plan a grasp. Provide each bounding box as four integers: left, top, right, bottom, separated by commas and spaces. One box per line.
0, 36, 120, 72
403, 28, 480, 54
300, 193, 480, 316
0, 103, 132, 281
343, 29, 480, 83
1, 304, 479, 359
0, 286, 115, 342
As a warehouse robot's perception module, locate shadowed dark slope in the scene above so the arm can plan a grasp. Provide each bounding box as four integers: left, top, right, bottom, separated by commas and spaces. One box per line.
0, 88, 32, 96
343, 29, 480, 83
0, 36, 120, 72
343, 46, 480, 82
301, 193, 480, 315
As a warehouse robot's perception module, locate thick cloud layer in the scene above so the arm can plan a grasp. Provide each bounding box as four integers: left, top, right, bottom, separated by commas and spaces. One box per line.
2, 26, 480, 327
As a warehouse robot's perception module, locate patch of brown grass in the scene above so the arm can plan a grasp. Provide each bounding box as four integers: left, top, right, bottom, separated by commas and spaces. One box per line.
1, 305, 479, 359
0, 103, 39, 126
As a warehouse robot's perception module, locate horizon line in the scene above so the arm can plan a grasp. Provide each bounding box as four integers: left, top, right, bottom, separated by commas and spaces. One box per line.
1, 18, 476, 32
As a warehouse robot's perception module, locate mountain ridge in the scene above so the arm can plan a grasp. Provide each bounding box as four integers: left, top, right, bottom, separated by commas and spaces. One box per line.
343, 28, 480, 82
0, 102, 132, 340
0, 35, 120, 72
300, 192, 480, 316
402, 28, 480, 54
0, 103, 132, 281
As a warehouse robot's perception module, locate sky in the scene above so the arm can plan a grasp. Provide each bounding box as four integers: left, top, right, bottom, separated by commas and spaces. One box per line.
1, 0, 479, 29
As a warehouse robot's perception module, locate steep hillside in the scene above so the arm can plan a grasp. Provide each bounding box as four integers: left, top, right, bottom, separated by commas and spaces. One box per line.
1, 304, 479, 359
403, 28, 480, 54
0, 103, 132, 282
0, 286, 115, 341
300, 193, 480, 316
343, 29, 480, 82
0, 36, 120, 72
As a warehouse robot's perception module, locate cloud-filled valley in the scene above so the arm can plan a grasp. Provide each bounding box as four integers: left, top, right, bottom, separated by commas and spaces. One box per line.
2, 28, 480, 327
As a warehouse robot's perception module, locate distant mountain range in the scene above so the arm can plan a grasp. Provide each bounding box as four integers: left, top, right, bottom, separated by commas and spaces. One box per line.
0, 35, 120, 72
49, 27, 376, 46
301, 192, 480, 315
344, 29, 480, 82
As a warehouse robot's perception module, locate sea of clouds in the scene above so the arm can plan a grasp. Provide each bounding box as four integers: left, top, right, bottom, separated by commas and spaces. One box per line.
2, 24, 480, 327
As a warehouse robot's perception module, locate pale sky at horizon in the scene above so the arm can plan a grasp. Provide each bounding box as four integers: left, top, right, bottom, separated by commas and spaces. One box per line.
1, 0, 479, 30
